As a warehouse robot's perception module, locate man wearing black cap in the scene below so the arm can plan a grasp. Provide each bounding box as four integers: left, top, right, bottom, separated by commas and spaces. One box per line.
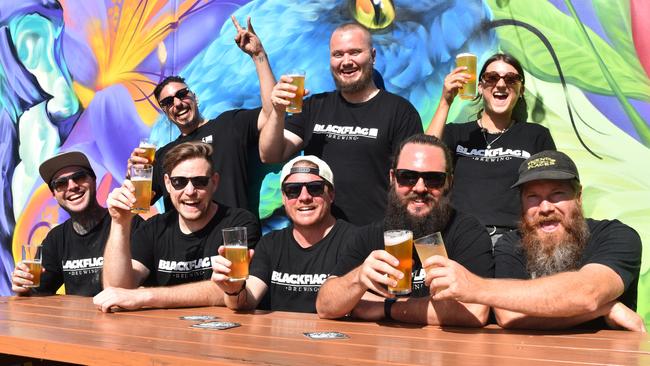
11, 151, 142, 296
211, 155, 358, 313
424, 150, 645, 331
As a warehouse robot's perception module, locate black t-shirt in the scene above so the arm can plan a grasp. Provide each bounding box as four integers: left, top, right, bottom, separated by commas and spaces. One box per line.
250, 220, 358, 313
152, 108, 261, 213
131, 203, 261, 287
443, 120, 555, 228
286, 90, 422, 226
332, 209, 494, 297
35, 212, 143, 296
495, 219, 642, 312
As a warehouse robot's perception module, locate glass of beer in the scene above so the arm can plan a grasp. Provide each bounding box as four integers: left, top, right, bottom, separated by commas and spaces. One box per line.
22, 244, 42, 288
222, 227, 249, 281
138, 139, 156, 164
384, 230, 413, 295
414, 232, 447, 272
285, 70, 305, 113
130, 164, 153, 213
456, 53, 477, 100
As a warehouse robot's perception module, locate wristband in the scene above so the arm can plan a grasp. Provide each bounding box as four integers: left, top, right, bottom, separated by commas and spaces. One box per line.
384, 298, 397, 321
224, 280, 246, 297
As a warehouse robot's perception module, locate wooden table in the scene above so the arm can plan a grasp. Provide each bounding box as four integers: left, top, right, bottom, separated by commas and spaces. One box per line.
0, 296, 648, 365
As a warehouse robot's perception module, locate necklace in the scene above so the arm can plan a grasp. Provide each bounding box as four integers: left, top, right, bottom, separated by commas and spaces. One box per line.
478, 119, 512, 149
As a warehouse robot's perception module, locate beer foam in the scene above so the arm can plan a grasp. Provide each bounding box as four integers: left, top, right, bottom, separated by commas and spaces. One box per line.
384, 230, 412, 246
456, 53, 476, 58
130, 176, 151, 182
140, 142, 156, 148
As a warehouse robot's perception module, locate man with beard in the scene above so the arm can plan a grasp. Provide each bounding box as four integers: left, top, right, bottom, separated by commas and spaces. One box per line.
258, 23, 422, 226
128, 17, 275, 214
424, 150, 645, 331
316, 134, 493, 326
11, 151, 142, 296
94, 142, 260, 312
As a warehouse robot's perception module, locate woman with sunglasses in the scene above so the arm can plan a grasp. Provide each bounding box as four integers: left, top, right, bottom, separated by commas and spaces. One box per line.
426, 53, 555, 244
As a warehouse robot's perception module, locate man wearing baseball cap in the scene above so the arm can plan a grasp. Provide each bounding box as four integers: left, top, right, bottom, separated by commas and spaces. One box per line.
11, 151, 142, 296
211, 155, 359, 313
423, 150, 645, 331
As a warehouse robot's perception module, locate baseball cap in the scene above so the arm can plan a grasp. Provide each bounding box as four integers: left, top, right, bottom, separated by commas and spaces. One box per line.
39, 151, 95, 186
280, 155, 334, 187
511, 150, 579, 188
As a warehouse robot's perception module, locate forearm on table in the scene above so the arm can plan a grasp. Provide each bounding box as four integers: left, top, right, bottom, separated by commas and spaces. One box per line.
138, 280, 225, 309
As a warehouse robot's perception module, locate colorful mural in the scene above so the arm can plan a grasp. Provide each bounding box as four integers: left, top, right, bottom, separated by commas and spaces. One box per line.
1, 0, 648, 325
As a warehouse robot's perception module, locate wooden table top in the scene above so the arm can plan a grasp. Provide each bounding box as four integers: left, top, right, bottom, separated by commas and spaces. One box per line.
0, 295, 648, 365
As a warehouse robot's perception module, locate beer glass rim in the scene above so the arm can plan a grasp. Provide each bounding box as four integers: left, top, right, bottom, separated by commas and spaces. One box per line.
414, 232, 443, 245
456, 52, 476, 58
285, 70, 305, 76
222, 226, 247, 233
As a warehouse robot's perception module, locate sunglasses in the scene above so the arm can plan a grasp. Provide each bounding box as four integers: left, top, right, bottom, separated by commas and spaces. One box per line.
169, 176, 211, 190
394, 169, 447, 189
282, 181, 328, 199
158, 88, 191, 109
481, 71, 522, 86
50, 170, 92, 192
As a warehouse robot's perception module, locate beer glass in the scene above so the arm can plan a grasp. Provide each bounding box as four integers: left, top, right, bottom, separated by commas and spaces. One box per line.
138, 139, 156, 164
130, 164, 153, 213
414, 232, 447, 272
456, 53, 477, 100
222, 227, 249, 281
285, 70, 305, 113
22, 244, 42, 288
384, 230, 413, 295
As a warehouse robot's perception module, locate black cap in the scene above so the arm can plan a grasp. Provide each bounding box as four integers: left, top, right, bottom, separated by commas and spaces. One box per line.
39, 151, 95, 186
511, 150, 579, 188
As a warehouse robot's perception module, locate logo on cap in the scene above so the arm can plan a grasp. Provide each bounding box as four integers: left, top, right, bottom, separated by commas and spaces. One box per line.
527, 157, 556, 170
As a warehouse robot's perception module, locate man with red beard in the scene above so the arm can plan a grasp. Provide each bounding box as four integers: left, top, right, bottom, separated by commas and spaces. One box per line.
425, 150, 645, 331
316, 134, 493, 326
94, 142, 260, 312
258, 23, 422, 226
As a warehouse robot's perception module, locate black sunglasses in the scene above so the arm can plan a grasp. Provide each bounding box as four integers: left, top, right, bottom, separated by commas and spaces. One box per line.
481, 71, 522, 86
282, 181, 328, 199
50, 170, 92, 192
158, 88, 191, 109
169, 176, 210, 190
394, 169, 447, 189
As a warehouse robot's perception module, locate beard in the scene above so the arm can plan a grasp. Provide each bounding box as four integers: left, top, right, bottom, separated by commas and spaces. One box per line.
384, 186, 452, 239
519, 205, 590, 279
331, 60, 374, 94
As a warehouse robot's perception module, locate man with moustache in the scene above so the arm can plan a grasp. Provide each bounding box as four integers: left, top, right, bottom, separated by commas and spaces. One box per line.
94, 142, 260, 312
424, 150, 645, 331
316, 134, 493, 326
258, 23, 422, 226
212, 156, 358, 313
11, 151, 142, 296
128, 17, 275, 214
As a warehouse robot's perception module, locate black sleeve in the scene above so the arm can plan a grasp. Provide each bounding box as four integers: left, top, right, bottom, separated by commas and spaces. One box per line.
390, 99, 423, 151
538, 126, 556, 151
330, 224, 379, 277
130, 219, 157, 271
150, 150, 166, 204
233, 107, 262, 143
447, 214, 494, 278
584, 220, 641, 293
248, 234, 274, 286
33, 229, 64, 295
284, 97, 310, 138
494, 231, 529, 279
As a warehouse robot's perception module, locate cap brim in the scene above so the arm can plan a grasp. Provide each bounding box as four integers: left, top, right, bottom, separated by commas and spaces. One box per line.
39, 151, 93, 185
511, 171, 578, 188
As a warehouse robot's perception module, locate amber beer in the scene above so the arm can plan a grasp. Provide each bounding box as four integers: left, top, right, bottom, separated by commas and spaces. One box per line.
384, 230, 413, 295
456, 53, 477, 100
286, 71, 305, 113
414, 232, 447, 272
23, 260, 42, 288
224, 246, 249, 281
138, 140, 156, 164
130, 165, 153, 213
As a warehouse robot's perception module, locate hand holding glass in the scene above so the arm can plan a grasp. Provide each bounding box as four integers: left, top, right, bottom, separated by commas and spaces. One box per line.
384, 230, 413, 295
285, 70, 305, 113
22, 244, 42, 288
130, 165, 153, 213
414, 232, 447, 271
456, 53, 477, 100
222, 227, 249, 281
138, 139, 156, 164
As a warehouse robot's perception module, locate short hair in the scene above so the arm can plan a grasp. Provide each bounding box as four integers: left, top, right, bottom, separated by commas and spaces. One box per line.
163, 141, 213, 176
153, 75, 186, 102
391, 133, 453, 176
332, 23, 373, 49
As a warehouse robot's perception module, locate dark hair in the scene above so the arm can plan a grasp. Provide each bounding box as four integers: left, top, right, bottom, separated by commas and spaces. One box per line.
391, 134, 453, 177
163, 141, 213, 176
153, 75, 187, 102
475, 53, 528, 122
